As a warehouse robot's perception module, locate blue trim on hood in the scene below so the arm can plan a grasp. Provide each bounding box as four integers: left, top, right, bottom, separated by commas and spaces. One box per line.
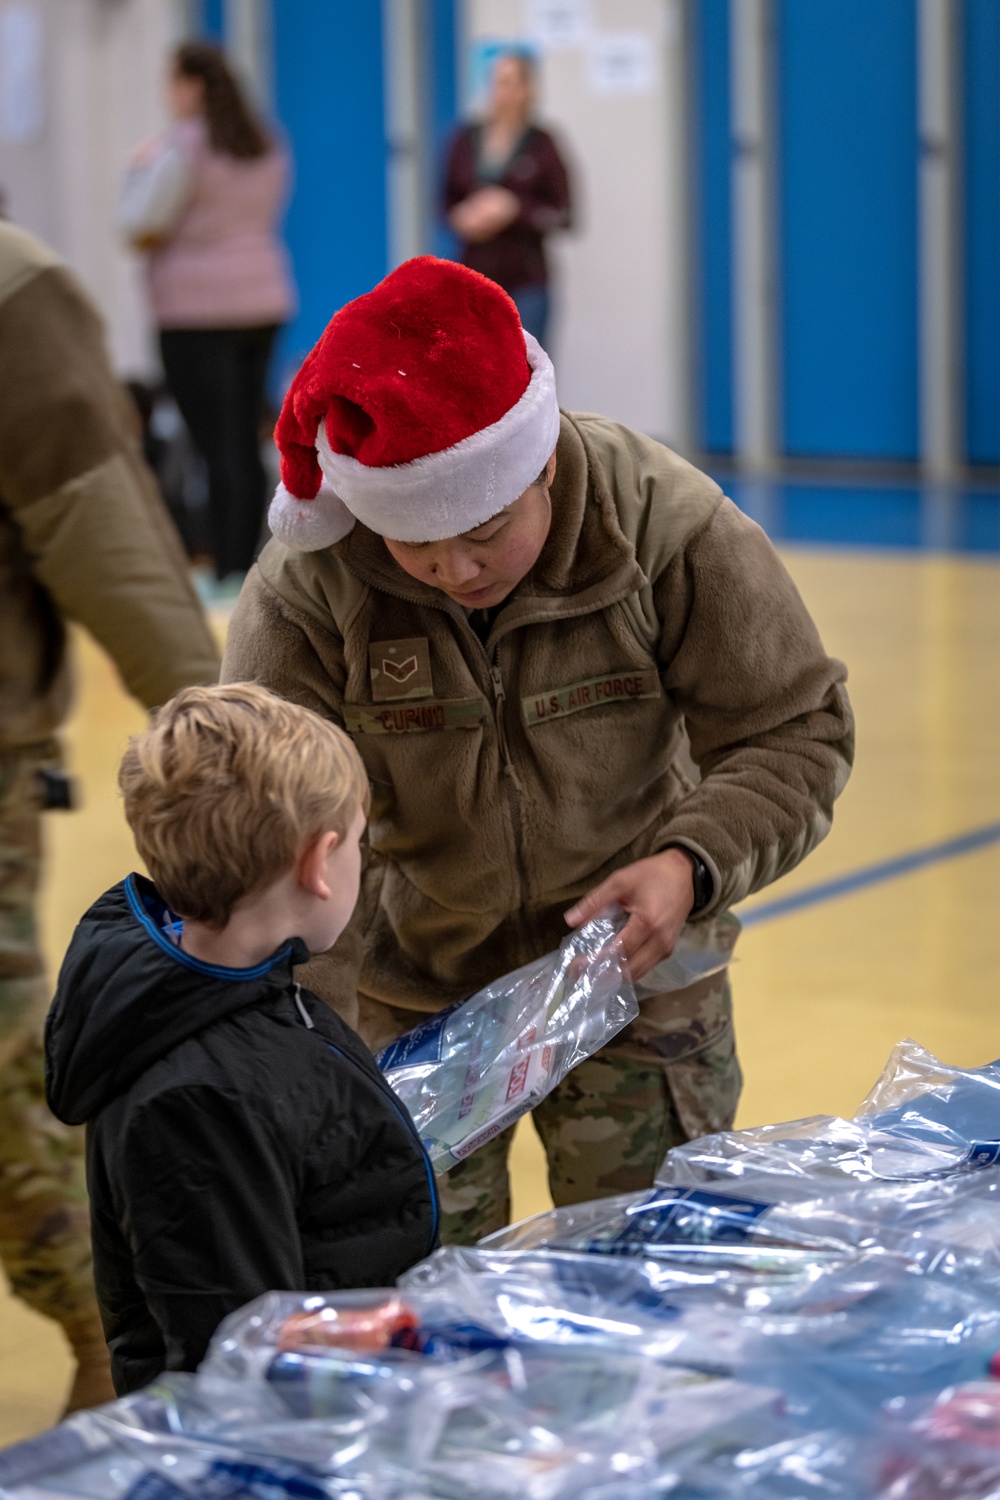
124, 875, 294, 982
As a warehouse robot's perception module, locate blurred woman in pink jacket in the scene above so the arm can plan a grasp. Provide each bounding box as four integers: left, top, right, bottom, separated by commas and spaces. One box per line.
122, 43, 295, 581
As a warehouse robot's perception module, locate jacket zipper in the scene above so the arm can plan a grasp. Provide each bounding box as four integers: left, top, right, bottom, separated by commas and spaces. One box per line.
324, 1040, 441, 1251
490, 665, 524, 792
293, 986, 427, 1177
293, 982, 314, 1028
294, 973, 440, 1247
467, 629, 533, 959
487, 648, 542, 966
338, 575, 533, 959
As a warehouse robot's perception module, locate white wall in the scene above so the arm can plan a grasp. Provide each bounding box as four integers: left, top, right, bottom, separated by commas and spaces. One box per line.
464, 0, 690, 446
0, 0, 180, 376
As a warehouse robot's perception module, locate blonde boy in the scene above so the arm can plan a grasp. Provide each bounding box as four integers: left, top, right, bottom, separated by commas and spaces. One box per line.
44, 684, 438, 1395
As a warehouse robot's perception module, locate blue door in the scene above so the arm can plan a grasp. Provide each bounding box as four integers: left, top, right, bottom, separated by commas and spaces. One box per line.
777, 0, 919, 461
964, 0, 1000, 466
273, 4, 389, 372
693, 0, 734, 456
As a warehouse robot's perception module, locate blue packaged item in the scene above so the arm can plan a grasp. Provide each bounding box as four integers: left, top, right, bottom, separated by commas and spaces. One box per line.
123, 1461, 332, 1500
858, 1039, 1000, 1159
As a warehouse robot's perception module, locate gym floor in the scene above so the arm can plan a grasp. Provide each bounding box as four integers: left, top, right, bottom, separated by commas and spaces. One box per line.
3, 487, 1000, 1442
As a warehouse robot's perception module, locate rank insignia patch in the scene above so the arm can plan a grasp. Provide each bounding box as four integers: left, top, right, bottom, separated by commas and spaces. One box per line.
369, 638, 433, 701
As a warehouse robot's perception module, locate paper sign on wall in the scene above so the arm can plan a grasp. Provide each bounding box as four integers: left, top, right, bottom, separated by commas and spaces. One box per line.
587, 31, 658, 96
524, 0, 593, 50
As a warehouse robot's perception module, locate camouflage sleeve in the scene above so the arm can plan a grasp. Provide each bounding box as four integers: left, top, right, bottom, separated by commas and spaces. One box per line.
651, 499, 855, 914
0, 264, 219, 707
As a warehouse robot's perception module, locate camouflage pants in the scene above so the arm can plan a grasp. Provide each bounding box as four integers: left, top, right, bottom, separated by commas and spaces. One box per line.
0, 750, 101, 1345
361, 912, 743, 1246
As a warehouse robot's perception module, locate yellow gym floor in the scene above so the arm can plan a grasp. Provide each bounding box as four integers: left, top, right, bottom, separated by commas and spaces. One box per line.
3, 544, 999, 1443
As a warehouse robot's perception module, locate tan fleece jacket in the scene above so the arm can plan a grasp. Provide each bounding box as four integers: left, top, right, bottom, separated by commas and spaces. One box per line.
0, 222, 219, 750
223, 412, 853, 1016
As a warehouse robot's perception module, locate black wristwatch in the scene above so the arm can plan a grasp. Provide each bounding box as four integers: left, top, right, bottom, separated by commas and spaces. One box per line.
664, 844, 713, 915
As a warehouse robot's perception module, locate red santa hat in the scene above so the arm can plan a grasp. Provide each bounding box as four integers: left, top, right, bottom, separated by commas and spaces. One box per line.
269, 256, 560, 550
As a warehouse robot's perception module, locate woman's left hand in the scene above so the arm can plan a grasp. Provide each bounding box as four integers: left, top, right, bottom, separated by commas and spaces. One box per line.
564, 849, 696, 984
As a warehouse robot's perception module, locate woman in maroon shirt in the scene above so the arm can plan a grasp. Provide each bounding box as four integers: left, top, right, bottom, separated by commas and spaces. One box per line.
444, 52, 572, 349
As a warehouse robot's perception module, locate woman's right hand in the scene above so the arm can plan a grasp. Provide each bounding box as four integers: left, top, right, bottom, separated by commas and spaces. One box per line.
450, 187, 520, 244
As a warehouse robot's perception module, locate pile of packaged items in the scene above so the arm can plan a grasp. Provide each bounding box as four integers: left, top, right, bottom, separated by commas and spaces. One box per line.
5, 922, 1000, 1498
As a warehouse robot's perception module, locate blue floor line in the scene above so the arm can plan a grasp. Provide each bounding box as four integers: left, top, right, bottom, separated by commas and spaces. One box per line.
739, 820, 1000, 927
714, 474, 1000, 555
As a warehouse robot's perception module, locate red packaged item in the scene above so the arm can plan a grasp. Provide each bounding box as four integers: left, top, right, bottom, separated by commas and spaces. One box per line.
877, 1385, 1000, 1500
922, 1383, 1000, 1449
277, 1295, 419, 1353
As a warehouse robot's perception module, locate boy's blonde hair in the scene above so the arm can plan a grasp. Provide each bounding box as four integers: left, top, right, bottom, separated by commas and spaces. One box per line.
119, 683, 369, 927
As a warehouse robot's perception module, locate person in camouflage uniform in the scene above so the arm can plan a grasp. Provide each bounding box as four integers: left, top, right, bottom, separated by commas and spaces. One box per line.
0, 222, 220, 1408
222, 257, 854, 1248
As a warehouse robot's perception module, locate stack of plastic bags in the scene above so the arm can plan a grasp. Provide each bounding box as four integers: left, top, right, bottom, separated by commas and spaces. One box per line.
6, 1023, 1000, 1498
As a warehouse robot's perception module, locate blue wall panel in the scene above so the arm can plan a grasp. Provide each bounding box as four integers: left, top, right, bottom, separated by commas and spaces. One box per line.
202, 0, 224, 40
778, 0, 919, 460
694, 0, 733, 455
273, 3, 388, 375
964, 0, 1000, 465
429, 0, 461, 259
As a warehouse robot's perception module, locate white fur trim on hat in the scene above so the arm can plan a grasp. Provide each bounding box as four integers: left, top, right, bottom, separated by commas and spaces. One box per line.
268, 478, 356, 551
310, 332, 560, 545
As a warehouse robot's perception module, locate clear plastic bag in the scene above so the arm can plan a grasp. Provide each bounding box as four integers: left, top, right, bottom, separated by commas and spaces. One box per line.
196, 1289, 795, 1497
858, 1038, 1000, 1163
632, 916, 738, 1000
664, 1427, 864, 1500
405, 1243, 1000, 1419
602, 1040, 1000, 1296
401, 1351, 782, 1499
401, 1245, 680, 1351
375, 911, 637, 1170
203, 1290, 427, 1381
0, 1289, 847, 1500
0, 1330, 819, 1500
655, 1040, 1000, 1192
655, 1112, 952, 1188
486, 1169, 1000, 1292
0, 1377, 381, 1498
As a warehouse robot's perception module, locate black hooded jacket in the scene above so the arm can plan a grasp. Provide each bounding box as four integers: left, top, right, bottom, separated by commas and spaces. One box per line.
45, 875, 439, 1395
